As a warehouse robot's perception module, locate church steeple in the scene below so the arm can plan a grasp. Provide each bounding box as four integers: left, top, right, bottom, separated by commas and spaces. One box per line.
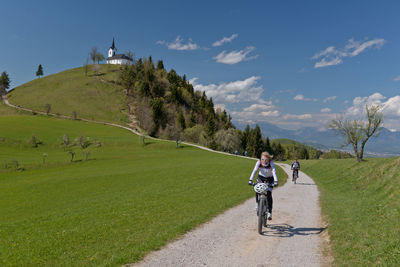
110, 38, 115, 50
108, 38, 116, 58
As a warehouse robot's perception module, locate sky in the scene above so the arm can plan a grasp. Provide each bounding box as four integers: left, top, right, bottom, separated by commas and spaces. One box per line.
1, 0, 400, 131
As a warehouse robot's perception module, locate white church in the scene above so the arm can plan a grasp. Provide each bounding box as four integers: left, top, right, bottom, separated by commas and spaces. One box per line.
106, 38, 133, 65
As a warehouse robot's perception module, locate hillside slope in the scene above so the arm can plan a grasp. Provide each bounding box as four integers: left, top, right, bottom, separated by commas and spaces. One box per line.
7, 65, 129, 124
301, 158, 400, 266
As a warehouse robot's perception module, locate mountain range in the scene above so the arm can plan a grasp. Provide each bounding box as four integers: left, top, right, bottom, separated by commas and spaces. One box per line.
235, 121, 400, 157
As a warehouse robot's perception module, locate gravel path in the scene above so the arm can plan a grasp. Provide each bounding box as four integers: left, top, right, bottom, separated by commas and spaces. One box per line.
129, 164, 329, 267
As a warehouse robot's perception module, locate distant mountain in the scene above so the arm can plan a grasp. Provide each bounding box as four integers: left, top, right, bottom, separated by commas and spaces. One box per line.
235, 121, 400, 157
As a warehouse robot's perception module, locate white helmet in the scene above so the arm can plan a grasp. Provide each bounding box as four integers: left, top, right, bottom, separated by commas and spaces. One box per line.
253, 183, 268, 194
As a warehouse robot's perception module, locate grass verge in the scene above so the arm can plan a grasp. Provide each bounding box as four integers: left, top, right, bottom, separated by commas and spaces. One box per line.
301, 158, 400, 266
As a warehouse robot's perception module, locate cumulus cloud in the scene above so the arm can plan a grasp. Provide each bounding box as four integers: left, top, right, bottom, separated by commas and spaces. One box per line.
345, 93, 400, 130
214, 46, 258, 64
282, 114, 312, 120
294, 94, 317, 102
321, 108, 332, 113
190, 76, 264, 103
157, 36, 199, 50
231, 103, 280, 123
323, 96, 337, 103
212, 33, 238, 47
312, 38, 385, 68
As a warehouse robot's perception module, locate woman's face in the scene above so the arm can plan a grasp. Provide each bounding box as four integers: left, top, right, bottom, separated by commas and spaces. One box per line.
261, 156, 269, 165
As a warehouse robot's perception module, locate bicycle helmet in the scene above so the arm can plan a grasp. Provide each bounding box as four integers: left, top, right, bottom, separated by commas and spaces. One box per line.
253, 183, 268, 194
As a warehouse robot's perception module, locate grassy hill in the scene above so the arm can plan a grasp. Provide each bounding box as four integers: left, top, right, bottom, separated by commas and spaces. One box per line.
0, 114, 287, 266
301, 158, 400, 266
7, 65, 129, 124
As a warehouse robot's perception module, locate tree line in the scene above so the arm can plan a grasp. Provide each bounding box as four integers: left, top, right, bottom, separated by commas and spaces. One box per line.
118, 59, 353, 160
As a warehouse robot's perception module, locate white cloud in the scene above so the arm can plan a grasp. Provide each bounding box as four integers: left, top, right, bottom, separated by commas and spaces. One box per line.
323, 96, 337, 103
191, 76, 265, 103
294, 94, 317, 102
282, 114, 312, 120
157, 36, 199, 50
345, 93, 400, 130
212, 34, 238, 47
312, 38, 385, 68
393, 76, 400, 81
231, 103, 280, 123
321, 108, 332, 113
314, 57, 343, 68
346, 38, 385, 57
214, 46, 258, 64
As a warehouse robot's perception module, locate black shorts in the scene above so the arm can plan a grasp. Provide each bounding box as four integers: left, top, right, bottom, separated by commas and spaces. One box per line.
257, 175, 274, 185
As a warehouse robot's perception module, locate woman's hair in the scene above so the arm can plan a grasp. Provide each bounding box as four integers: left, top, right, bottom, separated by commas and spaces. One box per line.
261, 151, 273, 159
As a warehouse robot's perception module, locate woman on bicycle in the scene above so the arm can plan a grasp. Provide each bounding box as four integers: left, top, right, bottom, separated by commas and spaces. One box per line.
248, 151, 278, 220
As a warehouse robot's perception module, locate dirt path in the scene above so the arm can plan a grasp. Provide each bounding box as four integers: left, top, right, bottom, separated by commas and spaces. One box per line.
129, 164, 329, 267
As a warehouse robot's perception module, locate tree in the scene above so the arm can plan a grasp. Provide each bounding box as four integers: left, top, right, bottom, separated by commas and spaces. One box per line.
89, 47, 98, 64
95, 53, 105, 64
329, 104, 383, 163
36, 64, 44, 78
0, 71, 10, 95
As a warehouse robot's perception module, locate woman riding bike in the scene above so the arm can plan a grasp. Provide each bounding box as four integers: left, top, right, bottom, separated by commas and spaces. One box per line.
248, 152, 278, 220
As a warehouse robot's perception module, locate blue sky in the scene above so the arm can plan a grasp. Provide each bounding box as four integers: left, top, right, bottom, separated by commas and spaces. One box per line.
1, 0, 400, 130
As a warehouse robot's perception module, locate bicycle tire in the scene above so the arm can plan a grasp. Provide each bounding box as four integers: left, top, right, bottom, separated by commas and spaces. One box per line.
263, 199, 268, 227
258, 198, 264, 234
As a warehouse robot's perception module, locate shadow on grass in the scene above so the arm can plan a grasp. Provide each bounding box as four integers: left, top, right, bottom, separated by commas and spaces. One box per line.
261, 223, 325, 237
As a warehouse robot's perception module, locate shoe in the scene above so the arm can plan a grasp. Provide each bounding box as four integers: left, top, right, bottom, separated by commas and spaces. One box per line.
267, 212, 272, 220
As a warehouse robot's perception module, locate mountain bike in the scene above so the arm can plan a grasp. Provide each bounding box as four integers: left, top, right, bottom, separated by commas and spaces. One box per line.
253, 182, 273, 234
292, 169, 299, 184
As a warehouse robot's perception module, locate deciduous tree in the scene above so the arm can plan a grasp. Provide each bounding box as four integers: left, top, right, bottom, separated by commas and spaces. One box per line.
329, 104, 383, 162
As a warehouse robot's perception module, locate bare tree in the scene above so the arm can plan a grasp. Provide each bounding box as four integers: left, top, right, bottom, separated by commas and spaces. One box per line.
95, 53, 105, 64
89, 47, 98, 64
329, 104, 383, 162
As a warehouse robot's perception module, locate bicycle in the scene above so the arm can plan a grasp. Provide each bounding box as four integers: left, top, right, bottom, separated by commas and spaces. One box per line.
292, 169, 299, 184
253, 182, 273, 234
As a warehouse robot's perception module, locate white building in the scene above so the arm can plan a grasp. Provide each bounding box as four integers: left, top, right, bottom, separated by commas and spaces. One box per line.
106, 38, 133, 65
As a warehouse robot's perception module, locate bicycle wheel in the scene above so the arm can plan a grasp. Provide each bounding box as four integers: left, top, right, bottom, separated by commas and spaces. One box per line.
263, 199, 268, 227
294, 173, 297, 184
258, 199, 264, 234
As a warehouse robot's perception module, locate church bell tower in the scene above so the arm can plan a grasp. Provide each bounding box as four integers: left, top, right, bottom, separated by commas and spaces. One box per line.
108, 38, 116, 58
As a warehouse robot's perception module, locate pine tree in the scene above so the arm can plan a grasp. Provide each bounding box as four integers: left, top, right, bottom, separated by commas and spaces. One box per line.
0, 71, 10, 95
36, 64, 44, 78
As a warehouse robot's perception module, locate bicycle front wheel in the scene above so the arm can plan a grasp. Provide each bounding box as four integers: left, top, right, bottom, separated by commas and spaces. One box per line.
258, 199, 264, 234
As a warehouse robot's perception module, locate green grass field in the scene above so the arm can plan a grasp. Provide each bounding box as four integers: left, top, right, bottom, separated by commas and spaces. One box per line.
0, 114, 287, 266
7, 65, 129, 125
301, 158, 400, 266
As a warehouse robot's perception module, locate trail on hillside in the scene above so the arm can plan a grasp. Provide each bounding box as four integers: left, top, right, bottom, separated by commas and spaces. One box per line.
128, 164, 331, 267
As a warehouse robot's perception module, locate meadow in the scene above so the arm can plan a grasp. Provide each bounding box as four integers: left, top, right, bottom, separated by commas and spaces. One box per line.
301, 158, 400, 266
6, 65, 129, 125
0, 114, 287, 266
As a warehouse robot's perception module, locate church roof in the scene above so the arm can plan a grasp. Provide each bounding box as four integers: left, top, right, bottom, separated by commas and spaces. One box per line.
110, 38, 115, 49
107, 54, 133, 61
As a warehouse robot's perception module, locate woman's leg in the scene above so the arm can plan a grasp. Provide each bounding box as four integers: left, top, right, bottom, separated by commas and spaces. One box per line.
267, 191, 273, 213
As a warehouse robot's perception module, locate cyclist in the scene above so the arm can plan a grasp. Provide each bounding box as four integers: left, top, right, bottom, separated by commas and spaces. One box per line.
248, 151, 278, 220
291, 159, 300, 181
